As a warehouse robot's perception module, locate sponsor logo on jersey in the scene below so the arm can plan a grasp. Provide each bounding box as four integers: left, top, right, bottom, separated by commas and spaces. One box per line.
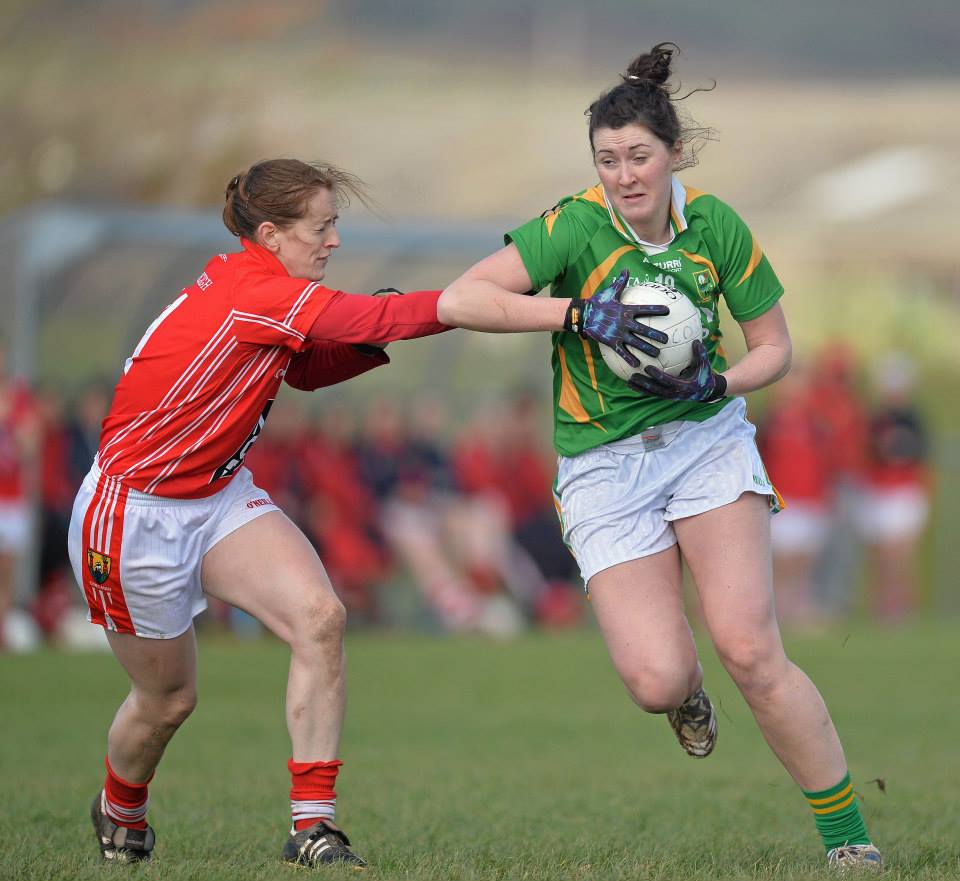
210, 399, 274, 483
197, 272, 213, 291
654, 258, 683, 273
87, 549, 112, 584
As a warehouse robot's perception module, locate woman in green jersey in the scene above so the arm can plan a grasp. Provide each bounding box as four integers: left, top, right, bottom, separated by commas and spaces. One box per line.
437, 43, 881, 871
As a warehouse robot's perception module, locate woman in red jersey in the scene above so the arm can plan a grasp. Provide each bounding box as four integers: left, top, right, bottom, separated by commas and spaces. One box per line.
68, 158, 653, 869
69, 160, 448, 867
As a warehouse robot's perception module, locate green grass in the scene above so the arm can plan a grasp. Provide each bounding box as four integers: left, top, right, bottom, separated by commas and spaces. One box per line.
1, 624, 959, 880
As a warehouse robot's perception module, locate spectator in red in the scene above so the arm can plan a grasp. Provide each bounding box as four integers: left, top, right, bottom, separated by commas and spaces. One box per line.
33, 387, 76, 638
859, 353, 931, 622
493, 392, 581, 626
452, 397, 580, 626
298, 405, 387, 620
0, 345, 40, 650
299, 403, 378, 530
758, 364, 831, 629
809, 343, 870, 618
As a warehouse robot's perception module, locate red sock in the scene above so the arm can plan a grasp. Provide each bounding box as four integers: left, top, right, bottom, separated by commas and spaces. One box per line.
288, 758, 341, 831
103, 756, 152, 830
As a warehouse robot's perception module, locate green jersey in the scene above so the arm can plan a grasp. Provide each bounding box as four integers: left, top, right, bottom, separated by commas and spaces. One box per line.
506, 177, 784, 458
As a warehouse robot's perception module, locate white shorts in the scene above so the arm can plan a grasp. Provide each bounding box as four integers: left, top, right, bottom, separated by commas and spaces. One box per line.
68, 461, 280, 639
770, 501, 829, 555
857, 484, 929, 543
555, 398, 779, 587
0, 500, 30, 553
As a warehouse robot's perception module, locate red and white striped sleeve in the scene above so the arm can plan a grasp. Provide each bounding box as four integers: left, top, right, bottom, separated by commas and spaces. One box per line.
231, 269, 335, 352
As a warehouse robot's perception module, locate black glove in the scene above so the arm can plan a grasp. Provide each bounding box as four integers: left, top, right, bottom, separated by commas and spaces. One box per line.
628, 339, 728, 402
563, 270, 669, 369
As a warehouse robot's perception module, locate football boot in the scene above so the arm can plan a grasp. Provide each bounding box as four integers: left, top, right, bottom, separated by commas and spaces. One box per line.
90, 791, 155, 863
666, 686, 718, 758
827, 843, 883, 872
282, 819, 367, 869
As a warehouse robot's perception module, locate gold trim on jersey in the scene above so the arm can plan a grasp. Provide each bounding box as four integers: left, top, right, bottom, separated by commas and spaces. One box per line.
545, 208, 561, 236
736, 236, 764, 287
580, 338, 606, 413
580, 246, 634, 299
575, 184, 607, 209
576, 246, 632, 414
557, 346, 606, 432
680, 250, 719, 284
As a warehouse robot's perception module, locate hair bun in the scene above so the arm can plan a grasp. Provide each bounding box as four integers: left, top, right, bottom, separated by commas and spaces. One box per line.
224, 174, 242, 200
624, 42, 677, 87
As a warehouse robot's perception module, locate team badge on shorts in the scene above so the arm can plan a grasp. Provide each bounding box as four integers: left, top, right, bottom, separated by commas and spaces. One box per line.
87, 549, 112, 585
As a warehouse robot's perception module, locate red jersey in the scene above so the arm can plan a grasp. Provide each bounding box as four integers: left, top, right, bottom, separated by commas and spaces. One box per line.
0, 381, 36, 501
98, 239, 445, 498
758, 399, 830, 504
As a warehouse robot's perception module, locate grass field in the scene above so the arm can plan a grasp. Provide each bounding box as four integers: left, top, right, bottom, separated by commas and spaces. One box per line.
2, 624, 958, 880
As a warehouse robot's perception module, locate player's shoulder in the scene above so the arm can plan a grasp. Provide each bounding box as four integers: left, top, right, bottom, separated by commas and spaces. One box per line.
682, 184, 753, 237
682, 185, 733, 220
541, 184, 608, 231
229, 245, 303, 293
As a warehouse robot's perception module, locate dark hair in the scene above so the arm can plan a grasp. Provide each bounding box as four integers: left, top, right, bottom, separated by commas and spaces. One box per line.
586, 43, 715, 170
222, 159, 370, 239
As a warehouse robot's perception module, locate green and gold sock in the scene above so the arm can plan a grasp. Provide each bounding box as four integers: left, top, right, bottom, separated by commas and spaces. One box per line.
803, 772, 871, 851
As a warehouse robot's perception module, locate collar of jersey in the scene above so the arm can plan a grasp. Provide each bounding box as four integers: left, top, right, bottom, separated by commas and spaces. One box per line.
241, 238, 291, 276
602, 175, 689, 250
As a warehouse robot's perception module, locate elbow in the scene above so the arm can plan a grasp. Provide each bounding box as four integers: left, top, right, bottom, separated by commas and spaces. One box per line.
283, 374, 312, 392
778, 337, 793, 381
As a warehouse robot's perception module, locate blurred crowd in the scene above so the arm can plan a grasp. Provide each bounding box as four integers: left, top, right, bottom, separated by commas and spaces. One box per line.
758, 345, 932, 630
0, 359, 583, 650
0, 343, 933, 652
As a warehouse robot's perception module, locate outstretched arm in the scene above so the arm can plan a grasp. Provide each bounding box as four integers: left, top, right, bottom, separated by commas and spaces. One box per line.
438, 245, 668, 364
438, 245, 568, 331
307, 288, 449, 345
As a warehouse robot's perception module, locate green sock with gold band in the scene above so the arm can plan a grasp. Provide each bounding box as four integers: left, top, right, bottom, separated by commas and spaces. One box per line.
803, 772, 871, 851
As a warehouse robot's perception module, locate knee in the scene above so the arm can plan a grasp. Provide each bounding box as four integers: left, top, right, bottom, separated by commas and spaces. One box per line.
291, 596, 347, 656
619, 666, 697, 714
716, 639, 787, 699
162, 688, 198, 728
138, 685, 197, 732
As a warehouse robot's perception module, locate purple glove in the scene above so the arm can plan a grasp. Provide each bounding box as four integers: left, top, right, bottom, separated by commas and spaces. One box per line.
563, 269, 669, 368
628, 339, 728, 402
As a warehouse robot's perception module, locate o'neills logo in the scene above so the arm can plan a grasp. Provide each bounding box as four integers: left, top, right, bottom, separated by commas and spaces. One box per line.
247, 498, 272, 509
87, 549, 111, 584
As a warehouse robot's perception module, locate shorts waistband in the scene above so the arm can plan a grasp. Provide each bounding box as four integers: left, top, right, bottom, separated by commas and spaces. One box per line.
604, 419, 687, 453
90, 457, 214, 507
